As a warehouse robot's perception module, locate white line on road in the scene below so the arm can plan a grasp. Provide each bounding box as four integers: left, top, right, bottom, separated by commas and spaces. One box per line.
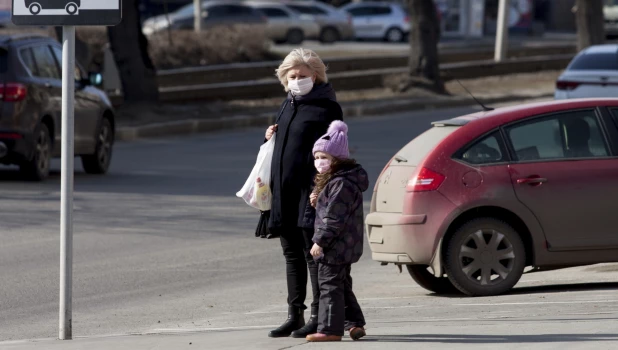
455, 300, 618, 306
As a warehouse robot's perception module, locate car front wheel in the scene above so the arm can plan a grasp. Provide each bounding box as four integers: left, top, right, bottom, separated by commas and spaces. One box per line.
444, 218, 526, 296
407, 265, 459, 295
82, 118, 113, 174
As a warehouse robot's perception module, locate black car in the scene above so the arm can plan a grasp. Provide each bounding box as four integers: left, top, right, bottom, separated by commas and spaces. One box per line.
0, 34, 115, 181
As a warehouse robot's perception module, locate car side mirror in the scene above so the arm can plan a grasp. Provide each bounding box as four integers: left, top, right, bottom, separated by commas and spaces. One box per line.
88, 72, 103, 87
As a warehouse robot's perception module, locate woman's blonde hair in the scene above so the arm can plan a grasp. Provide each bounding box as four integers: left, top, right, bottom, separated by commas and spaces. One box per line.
276, 48, 328, 92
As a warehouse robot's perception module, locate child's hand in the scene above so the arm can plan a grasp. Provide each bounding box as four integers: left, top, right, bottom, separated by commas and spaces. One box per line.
310, 243, 323, 257
310, 192, 317, 208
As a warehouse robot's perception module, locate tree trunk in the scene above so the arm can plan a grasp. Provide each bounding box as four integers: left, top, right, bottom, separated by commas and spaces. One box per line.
402, 0, 444, 94
107, 0, 159, 103
575, 0, 605, 51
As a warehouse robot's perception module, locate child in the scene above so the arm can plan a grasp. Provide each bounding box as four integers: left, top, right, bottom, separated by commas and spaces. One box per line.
306, 120, 368, 342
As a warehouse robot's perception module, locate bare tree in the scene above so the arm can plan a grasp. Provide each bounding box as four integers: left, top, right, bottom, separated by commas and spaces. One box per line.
574, 0, 605, 51
400, 0, 444, 94
107, 0, 159, 103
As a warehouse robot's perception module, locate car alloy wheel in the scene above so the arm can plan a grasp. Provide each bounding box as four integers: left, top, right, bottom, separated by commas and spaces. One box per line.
97, 120, 112, 168
29, 3, 42, 15
35, 126, 51, 177
445, 218, 526, 296
386, 28, 404, 43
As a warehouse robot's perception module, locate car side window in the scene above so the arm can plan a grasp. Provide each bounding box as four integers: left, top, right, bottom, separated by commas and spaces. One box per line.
308, 6, 328, 15
372, 6, 392, 15
20, 47, 39, 77
261, 8, 289, 18
506, 110, 609, 162
456, 132, 506, 165
50, 46, 83, 81
30, 45, 60, 79
347, 7, 371, 17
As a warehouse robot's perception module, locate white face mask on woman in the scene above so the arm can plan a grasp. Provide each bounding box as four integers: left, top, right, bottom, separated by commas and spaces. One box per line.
288, 77, 314, 96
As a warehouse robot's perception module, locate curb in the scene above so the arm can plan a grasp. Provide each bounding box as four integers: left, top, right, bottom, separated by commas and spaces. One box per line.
115, 92, 554, 142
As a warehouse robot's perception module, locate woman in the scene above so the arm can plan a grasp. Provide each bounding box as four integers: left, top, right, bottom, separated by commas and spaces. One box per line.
264, 48, 343, 338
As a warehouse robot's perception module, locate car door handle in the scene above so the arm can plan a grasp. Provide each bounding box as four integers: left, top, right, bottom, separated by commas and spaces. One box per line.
44, 83, 51, 88
516, 177, 548, 185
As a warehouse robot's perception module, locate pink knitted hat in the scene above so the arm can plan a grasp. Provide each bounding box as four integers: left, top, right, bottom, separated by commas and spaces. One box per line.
313, 120, 350, 159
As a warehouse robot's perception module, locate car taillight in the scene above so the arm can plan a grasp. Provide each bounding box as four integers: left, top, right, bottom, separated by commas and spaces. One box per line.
404, 16, 410, 23
374, 157, 394, 192
0, 132, 22, 139
0, 83, 27, 102
347, 15, 352, 25
556, 81, 580, 91
406, 167, 445, 192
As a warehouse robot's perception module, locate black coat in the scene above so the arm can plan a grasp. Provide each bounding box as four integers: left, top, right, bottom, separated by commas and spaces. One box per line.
269, 83, 343, 232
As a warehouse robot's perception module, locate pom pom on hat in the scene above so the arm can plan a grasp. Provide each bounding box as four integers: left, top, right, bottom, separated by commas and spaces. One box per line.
313, 120, 350, 159
327, 120, 348, 134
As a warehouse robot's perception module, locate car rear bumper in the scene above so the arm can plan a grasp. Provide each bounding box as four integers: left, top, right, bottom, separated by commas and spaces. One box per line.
366, 190, 456, 265
0, 132, 32, 164
366, 212, 437, 265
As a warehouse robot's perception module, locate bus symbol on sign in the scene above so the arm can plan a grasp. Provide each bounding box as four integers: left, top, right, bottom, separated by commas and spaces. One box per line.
12, 0, 121, 26
26, 0, 81, 16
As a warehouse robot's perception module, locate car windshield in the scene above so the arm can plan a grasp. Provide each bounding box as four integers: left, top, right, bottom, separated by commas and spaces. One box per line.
569, 52, 618, 70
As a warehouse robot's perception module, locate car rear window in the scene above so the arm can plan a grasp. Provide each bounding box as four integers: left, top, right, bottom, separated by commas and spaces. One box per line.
0, 48, 7, 75
395, 126, 458, 165
569, 52, 618, 70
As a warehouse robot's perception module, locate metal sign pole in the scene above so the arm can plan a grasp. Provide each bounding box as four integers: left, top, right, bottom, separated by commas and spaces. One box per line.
59, 25, 76, 341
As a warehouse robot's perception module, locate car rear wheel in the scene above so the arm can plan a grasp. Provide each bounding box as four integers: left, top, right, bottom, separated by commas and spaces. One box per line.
286, 29, 304, 45
385, 27, 404, 43
444, 218, 526, 296
21, 123, 51, 181
82, 118, 113, 174
320, 27, 340, 44
407, 265, 459, 294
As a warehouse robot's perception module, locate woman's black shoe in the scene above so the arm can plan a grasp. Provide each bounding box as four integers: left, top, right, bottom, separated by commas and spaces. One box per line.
290, 315, 318, 338
268, 307, 305, 338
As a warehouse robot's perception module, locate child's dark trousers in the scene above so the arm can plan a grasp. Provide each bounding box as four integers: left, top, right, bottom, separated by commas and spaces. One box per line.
317, 262, 366, 336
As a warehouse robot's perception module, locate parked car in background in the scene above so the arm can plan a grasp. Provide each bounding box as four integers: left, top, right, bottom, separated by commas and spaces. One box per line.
0, 35, 115, 181
604, 0, 618, 37
139, 0, 192, 23
367, 98, 618, 297
248, 1, 320, 44
341, 1, 410, 42
282, 1, 355, 43
142, 1, 266, 35
555, 45, 618, 100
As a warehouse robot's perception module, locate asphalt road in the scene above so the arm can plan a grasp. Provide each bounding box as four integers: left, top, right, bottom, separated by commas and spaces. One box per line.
2, 102, 618, 349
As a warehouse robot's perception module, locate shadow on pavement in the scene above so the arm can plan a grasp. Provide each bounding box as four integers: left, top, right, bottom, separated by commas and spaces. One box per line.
509, 282, 618, 295
361, 333, 618, 343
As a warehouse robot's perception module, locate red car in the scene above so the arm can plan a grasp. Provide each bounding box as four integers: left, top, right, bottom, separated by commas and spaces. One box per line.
367, 99, 618, 296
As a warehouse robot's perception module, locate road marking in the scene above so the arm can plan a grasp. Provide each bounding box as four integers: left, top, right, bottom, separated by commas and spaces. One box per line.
149, 325, 280, 333
455, 300, 618, 306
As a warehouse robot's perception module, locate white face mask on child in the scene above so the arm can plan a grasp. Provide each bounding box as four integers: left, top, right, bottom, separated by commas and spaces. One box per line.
315, 159, 331, 174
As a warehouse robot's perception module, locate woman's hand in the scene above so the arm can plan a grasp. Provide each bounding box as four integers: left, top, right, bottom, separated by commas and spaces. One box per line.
310, 192, 318, 208
310, 243, 323, 258
265, 124, 278, 141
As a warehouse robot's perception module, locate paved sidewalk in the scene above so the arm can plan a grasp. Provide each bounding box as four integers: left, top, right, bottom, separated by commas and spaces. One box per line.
3, 317, 618, 350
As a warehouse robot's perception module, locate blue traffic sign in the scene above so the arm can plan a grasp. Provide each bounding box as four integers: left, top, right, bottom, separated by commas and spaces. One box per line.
12, 0, 122, 26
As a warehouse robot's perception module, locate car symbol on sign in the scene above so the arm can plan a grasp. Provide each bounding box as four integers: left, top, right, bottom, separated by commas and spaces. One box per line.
25, 0, 81, 15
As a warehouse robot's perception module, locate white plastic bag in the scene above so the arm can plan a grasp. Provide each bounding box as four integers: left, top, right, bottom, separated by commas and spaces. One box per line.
236, 133, 275, 211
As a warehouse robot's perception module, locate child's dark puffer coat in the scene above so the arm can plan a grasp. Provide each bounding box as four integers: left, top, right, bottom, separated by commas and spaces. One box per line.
313, 164, 369, 265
